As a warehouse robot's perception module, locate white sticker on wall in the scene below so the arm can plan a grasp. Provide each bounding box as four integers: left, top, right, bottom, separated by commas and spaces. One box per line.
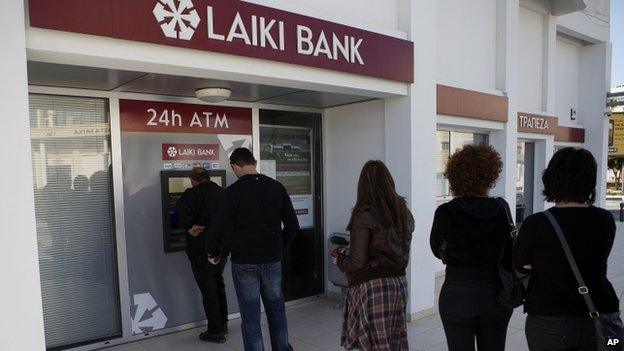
218, 134, 253, 157
131, 292, 168, 334
259, 160, 277, 180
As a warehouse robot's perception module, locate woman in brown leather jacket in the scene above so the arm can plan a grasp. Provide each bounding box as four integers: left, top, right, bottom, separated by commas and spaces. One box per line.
333, 160, 414, 351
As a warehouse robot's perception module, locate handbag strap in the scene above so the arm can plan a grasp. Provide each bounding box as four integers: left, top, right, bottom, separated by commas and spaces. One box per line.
496, 197, 518, 238
543, 210, 600, 319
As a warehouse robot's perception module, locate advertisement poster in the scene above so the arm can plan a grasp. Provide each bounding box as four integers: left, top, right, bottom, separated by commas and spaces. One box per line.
610, 113, 624, 157
260, 126, 314, 228
119, 99, 252, 333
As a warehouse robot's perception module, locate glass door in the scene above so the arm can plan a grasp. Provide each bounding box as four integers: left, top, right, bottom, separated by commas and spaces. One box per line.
259, 110, 324, 300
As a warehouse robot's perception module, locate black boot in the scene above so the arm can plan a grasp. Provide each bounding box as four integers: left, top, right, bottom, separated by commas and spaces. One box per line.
199, 332, 226, 343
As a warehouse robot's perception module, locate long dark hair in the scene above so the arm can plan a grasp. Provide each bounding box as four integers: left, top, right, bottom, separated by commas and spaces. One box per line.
348, 161, 412, 252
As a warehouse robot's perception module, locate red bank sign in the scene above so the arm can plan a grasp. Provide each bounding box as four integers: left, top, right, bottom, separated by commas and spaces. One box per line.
162, 143, 219, 161
28, 0, 414, 82
120, 99, 252, 135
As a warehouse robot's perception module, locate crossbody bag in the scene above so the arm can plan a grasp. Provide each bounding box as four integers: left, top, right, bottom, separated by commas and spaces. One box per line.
544, 210, 624, 351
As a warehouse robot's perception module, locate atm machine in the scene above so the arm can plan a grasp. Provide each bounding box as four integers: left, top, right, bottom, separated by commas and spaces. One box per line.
160, 170, 226, 253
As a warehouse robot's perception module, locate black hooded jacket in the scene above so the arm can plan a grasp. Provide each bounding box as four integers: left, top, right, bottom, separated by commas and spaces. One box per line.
430, 197, 511, 274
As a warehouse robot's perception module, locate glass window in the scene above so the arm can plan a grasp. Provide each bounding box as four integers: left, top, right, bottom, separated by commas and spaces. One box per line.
436, 130, 489, 197
436, 131, 451, 197
29, 94, 121, 348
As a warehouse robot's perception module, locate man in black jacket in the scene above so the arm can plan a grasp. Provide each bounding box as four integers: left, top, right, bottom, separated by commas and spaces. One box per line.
175, 167, 228, 343
206, 148, 299, 351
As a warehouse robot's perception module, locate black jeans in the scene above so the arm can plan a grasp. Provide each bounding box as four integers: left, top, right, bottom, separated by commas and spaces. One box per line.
439, 279, 513, 351
526, 314, 596, 351
187, 251, 228, 335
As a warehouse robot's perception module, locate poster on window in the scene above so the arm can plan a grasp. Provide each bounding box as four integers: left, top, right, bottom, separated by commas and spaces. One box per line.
290, 195, 314, 228
260, 126, 314, 229
259, 159, 277, 180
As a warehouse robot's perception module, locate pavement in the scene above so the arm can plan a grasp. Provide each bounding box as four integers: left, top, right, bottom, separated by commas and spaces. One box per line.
105, 223, 624, 351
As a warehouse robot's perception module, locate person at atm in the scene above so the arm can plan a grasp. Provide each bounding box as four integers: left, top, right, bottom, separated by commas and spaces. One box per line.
205, 147, 300, 351
175, 167, 229, 343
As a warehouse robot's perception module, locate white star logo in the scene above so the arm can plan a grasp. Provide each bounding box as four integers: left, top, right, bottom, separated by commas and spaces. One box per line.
153, 0, 201, 41
167, 147, 178, 158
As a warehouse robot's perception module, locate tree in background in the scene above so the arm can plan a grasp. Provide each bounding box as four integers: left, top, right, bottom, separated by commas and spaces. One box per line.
608, 157, 624, 191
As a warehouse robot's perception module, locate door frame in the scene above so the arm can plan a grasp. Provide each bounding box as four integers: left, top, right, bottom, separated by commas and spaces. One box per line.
517, 134, 556, 218
259, 110, 325, 299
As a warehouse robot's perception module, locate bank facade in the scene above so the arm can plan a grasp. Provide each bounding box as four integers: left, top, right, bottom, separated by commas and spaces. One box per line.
0, 0, 612, 350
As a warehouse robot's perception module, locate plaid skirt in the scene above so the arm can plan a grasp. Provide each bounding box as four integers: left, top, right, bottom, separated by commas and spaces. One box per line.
341, 276, 409, 351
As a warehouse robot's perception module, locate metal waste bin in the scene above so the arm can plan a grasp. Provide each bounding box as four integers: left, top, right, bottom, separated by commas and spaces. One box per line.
328, 233, 350, 308
328, 233, 350, 287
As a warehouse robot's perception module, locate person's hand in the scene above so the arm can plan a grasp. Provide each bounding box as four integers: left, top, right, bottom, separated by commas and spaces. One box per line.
188, 225, 205, 237
188, 226, 200, 237
331, 248, 344, 265
208, 256, 220, 266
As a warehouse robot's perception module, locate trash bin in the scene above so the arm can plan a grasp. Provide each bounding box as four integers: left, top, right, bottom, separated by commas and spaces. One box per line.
328, 233, 350, 287
328, 233, 350, 308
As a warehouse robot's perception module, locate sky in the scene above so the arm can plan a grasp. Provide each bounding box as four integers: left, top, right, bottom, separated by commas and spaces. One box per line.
613, 0, 624, 88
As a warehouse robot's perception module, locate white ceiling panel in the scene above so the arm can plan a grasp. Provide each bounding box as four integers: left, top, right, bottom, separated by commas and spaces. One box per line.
27, 62, 376, 108
27, 62, 146, 91
261, 90, 375, 108
118, 74, 301, 102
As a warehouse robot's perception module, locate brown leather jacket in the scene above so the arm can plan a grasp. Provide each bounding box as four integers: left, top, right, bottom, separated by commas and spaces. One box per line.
337, 208, 414, 287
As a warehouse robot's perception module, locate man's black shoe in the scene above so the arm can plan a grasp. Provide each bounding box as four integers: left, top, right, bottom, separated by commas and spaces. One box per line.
199, 332, 226, 343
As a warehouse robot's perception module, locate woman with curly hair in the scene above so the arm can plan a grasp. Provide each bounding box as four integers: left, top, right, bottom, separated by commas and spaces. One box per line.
334, 160, 414, 350
430, 144, 513, 351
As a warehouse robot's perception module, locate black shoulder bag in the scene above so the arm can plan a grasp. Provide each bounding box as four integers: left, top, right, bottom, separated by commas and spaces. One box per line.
496, 197, 529, 309
544, 210, 624, 351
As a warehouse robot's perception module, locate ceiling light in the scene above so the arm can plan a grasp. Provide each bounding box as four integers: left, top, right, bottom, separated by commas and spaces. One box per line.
195, 88, 232, 103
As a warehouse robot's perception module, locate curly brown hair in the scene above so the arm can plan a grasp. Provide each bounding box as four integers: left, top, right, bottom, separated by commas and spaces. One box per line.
444, 144, 502, 197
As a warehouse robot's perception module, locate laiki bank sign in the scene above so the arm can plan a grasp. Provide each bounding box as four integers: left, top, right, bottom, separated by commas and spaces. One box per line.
28, 0, 414, 82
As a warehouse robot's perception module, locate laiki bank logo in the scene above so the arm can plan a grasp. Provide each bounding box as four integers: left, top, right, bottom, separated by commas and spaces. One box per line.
153, 0, 201, 40
166, 146, 178, 158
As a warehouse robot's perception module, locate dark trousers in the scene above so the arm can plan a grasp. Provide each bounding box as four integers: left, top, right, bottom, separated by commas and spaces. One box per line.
187, 251, 228, 335
439, 279, 513, 351
232, 262, 292, 351
526, 314, 596, 351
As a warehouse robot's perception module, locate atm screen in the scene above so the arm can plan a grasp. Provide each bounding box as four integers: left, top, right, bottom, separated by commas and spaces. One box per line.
160, 170, 227, 253
169, 177, 193, 193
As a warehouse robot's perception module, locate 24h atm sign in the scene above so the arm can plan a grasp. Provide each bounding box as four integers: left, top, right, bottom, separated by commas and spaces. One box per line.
28, 0, 414, 82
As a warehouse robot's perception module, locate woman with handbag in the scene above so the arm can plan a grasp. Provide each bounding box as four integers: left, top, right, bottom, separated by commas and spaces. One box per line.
334, 160, 414, 351
430, 144, 514, 351
514, 147, 623, 351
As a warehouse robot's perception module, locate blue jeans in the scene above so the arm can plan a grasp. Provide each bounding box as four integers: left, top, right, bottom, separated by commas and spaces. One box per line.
232, 262, 293, 351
